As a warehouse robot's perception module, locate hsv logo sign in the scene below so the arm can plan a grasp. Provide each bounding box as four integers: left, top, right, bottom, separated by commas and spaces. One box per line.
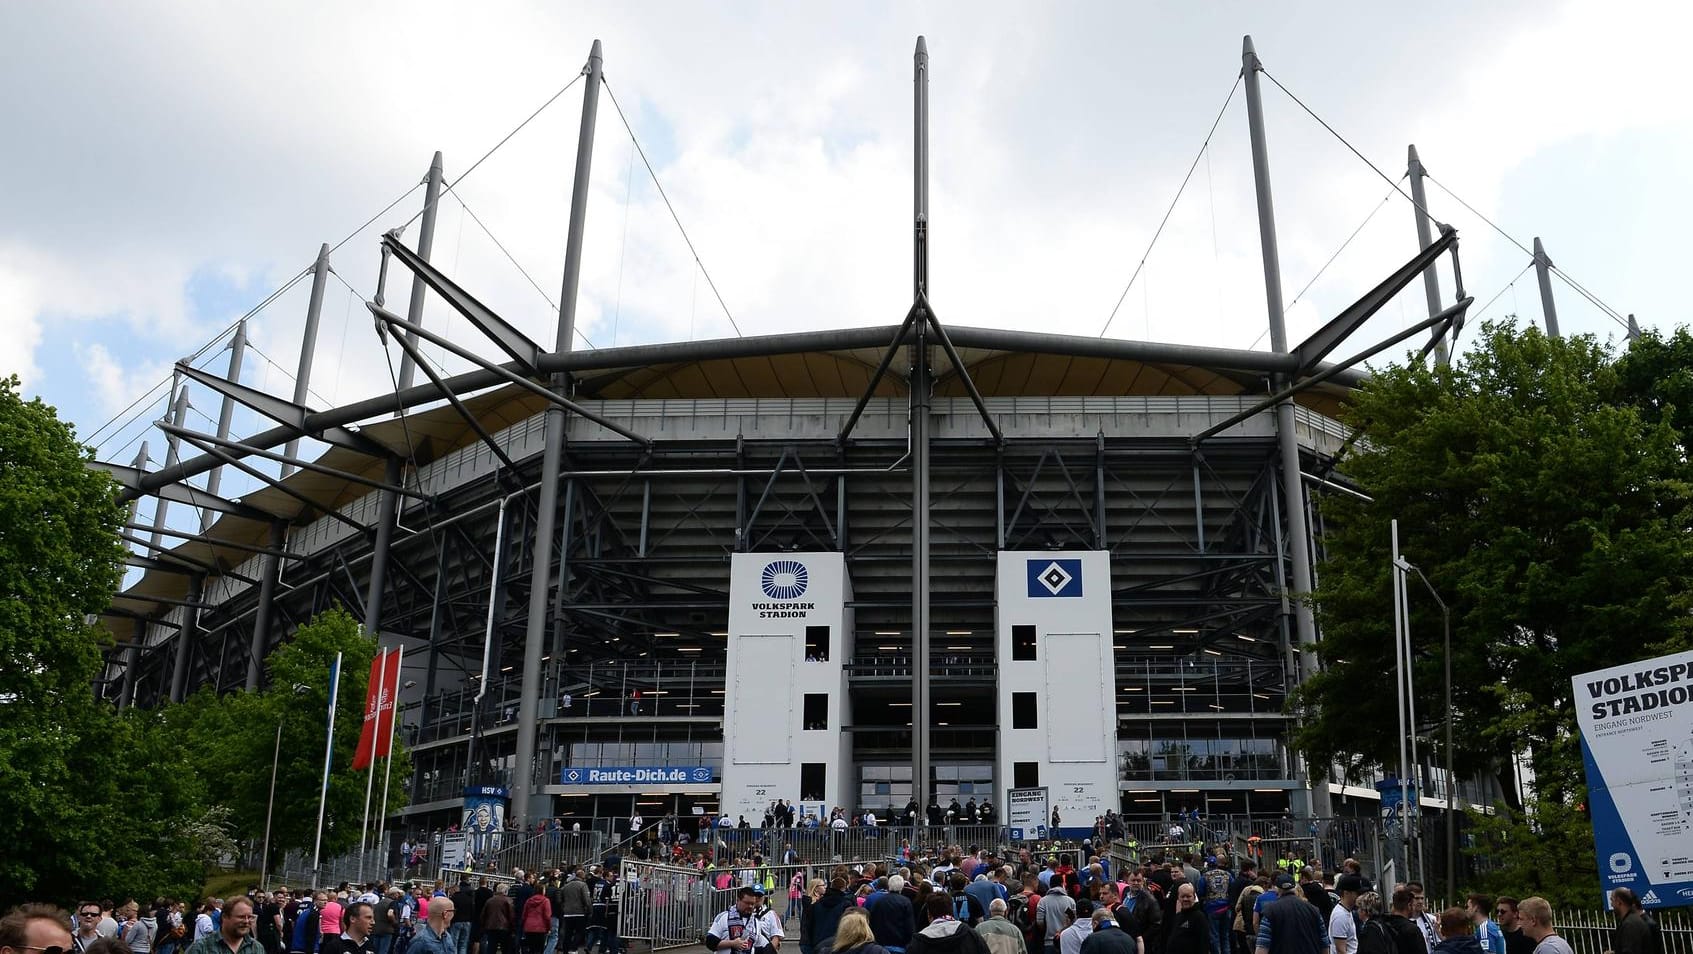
1027, 559, 1083, 598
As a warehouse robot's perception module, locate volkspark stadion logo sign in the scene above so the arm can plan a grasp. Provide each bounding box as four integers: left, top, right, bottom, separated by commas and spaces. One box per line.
754, 560, 813, 618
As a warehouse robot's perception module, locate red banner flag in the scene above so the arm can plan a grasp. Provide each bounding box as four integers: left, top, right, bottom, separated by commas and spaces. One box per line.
353, 648, 402, 770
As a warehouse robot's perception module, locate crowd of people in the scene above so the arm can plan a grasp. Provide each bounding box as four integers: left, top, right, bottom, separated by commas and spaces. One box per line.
701, 842, 1659, 954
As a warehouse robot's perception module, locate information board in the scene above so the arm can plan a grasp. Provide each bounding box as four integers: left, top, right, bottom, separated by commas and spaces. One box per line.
1574, 650, 1693, 908
1006, 786, 1050, 840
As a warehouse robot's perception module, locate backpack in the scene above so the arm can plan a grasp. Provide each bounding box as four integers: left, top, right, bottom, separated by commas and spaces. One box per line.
1202, 869, 1231, 915
1644, 913, 1664, 954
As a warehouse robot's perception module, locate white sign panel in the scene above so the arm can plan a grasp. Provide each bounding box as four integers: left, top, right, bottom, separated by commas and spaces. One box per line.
1006, 786, 1050, 840
1573, 649, 1693, 908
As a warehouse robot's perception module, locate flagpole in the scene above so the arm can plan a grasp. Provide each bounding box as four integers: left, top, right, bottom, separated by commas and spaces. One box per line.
358, 647, 388, 882
376, 644, 405, 878
312, 651, 342, 883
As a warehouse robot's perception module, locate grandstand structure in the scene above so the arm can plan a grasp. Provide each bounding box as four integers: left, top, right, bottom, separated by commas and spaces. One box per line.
92, 35, 1498, 839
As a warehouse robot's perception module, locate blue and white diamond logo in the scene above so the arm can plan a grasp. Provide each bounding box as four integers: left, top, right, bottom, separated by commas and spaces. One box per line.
1027, 558, 1083, 597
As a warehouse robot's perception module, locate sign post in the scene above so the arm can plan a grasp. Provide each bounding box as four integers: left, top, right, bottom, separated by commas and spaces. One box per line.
1006, 786, 1050, 841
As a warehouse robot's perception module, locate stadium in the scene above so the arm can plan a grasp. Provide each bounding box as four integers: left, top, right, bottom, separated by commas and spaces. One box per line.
92, 36, 1500, 866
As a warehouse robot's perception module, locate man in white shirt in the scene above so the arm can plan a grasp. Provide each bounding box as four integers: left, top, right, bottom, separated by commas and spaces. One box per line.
704, 888, 767, 953
755, 889, 785, 954
1327, 880, 1359, 954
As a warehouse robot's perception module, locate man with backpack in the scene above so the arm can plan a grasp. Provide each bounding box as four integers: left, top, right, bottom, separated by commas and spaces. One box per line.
1200, 859, 1234, 954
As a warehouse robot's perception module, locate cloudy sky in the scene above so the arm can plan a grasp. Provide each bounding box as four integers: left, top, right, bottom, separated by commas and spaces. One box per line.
2, 0, 1687, 499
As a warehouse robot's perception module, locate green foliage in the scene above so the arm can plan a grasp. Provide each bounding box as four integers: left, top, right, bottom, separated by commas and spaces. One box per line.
1466, 798, 1601, 908
165, 607, 411, 870
0, 376, 203, 907
1295, 323, 1693, 892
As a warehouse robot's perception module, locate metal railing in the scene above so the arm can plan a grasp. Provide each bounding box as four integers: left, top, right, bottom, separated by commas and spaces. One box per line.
619, 860, 860, 952
1555, 909, 1693, 954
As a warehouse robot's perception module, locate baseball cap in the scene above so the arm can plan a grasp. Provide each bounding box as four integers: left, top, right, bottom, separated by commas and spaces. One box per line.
1274, 874, 1295, 889
1336, 874, 1364, 894
751, 885, 767, 896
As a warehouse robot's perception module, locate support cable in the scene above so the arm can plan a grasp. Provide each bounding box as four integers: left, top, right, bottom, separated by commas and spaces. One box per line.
1455, 259, 1536, 349
395, 72, 589, 236
602, 78, 744, 337
451, 192, 597, 349
1422, 173, 1629, 330
1245, 179, 1402, 351
1099, 72, 1243, 337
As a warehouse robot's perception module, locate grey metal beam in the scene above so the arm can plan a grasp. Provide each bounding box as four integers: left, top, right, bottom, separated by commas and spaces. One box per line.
118, 531, 259, 585
1406, 146, 1451, 365
922, 301, 1002, 443
283, 243, 332, 474
382, 231, 543, 375
396, 152, 445, 391
1533, 237, 1561, 338
127, 554, 198, 576
368, 303, 650, 448
378, 318, 520, 472
173, 431, 367, 533
203, 320, 249, 525
158, 421, 429, 500
169, 576, 203, 703
911, 33, 932, 813
1290, 228, 1457, 372
175, 362, 388, 458
1244, 33, 1322, 816
363, 457, 404, 637
248, 522, 286, 690
94, 461, 272, 522
513, 38, 603, 830
123, 521, 305, 561
837, 304, 920, 444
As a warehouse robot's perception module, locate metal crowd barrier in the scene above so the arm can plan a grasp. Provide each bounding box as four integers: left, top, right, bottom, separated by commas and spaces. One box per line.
619, 860, 871, 952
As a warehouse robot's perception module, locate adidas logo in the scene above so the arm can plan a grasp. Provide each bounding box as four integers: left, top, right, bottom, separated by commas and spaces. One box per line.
1643, 890, 1660, 904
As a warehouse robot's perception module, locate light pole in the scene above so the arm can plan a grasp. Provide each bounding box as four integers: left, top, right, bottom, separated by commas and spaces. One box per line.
1398, 556, 1454, 896
1389, 522, 1412, 880
260, 721, 282, 888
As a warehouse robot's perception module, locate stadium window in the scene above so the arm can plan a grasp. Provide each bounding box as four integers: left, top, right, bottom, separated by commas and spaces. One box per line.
1013, 761, 1040, 788
1012, 624, 1036, 661
1012, 692, 1037, 729
806, 625, 831, 662
803, 693, 828, 730
800, 762, 826, 801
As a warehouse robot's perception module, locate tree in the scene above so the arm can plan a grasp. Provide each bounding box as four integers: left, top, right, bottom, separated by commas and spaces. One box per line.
1294, 324, 1693, 891
166, 607, 411, 870
0, 376, 204, 906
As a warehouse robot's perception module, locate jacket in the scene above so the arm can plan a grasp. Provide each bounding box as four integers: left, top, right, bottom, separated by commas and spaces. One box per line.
976, 917, 1027, 954
123, 917, 158, 954
522, 893, 553, 934
1166, 908, 1211, 954
481, 894, 515, 931
408, 923, 454, 954
812, 889, 855, 945
560, 881, 592, 918
1380, 915, 1427, 954
1433, 937, 1484, 954
1080, 927, 1138, 954
869, 893, 917, 950
909, 919, 991, 954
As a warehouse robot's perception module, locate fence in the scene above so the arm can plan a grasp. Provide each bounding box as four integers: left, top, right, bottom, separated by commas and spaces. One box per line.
688, 824, 1053, 864
1555, 909, 1693, 954
619, 860, 868, 952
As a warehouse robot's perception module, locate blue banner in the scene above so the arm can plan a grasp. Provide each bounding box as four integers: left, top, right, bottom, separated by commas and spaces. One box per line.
561, 765, 714, 784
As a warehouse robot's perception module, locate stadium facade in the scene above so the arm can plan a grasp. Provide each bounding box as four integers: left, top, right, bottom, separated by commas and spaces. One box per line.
93, 35, 1497, 840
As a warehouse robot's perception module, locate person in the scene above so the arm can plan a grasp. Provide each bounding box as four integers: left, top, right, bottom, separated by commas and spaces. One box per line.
479, 886, 516, 954
447, 883, 475, 954
909, 895, 990, 954
811, 876, 855, 952
1163, 887, 1207, 954
370, 892, 398, 954
800, 880, 827, 954
706, 887, 770, 954
1296, 871, 1332, 924
869, 876, 915, 953
1490, 901, 1532, 954
754, 888, 785, 954
1079, 909, 1138, 954
1057, 901, 1095, 954
1511, 900, 1568, 954
977, 899, 1028, 954
2, 903, 75, 954
194, 902, 222, 943
521, 886, 552, 954
1327, 878, 1359, 954
286, 895, 320, 954
185, 897, 260, 954
77, 902, 108, 952
828, 909, 889, 954
948, 875, 989, 929
1608, 889, 1653, 954
322, 902, 377, 954
118, 902, 156, 954
1104, 877, 1159, 951
1252, 881, 1328, 954
257, 891, 286, 954
1354, 894, 1394, 954
1430, 910, 1480, 954
1232, 875, 1266, 954
1405, 888, 1436, 954
1457, 897, 1500, 954
320, 897, 345, 950
409, 897, 453, 954
83, 939, 135, 954
1036, 886, 1076, 954
1201, 858, 1234, 954
1381, 891, 1428, 954
556, 869, 589, 954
